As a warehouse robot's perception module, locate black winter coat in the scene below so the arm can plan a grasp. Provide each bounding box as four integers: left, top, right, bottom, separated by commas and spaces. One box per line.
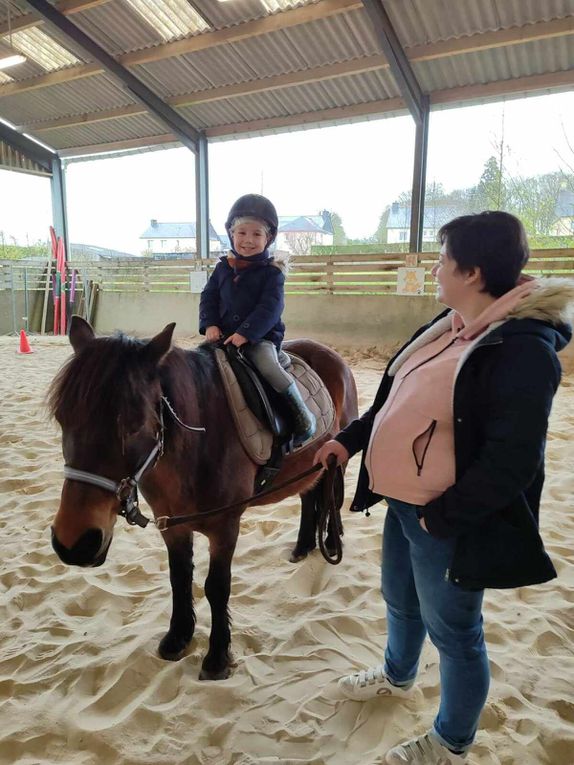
336, 284, 573, 590
199, 255, 285, 348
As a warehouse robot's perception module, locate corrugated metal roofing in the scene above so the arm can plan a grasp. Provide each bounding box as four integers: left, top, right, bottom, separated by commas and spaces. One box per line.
415, 37, 574, 93
0, 0, 571, 158
70, 2, 174, 56
38, 111, 168, 150
10, 28, 80, 70
0, 74, 138, 127
385, 0, 574, 46
123, 0, 209, 41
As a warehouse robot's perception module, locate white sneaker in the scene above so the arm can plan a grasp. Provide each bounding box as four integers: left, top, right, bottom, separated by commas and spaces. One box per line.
385, 730, 467, 764
337, 663, 415, 700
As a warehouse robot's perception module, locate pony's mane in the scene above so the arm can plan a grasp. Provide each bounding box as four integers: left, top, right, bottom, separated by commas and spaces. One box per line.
163, 341, 219, 418
48, 332, 157, 434
49, 335, 222, 436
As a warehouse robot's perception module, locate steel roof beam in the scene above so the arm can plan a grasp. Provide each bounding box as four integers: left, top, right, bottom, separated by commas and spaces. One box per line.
361, 0, 426, 125
0, 119, 54, 172
23, 0, 201, 153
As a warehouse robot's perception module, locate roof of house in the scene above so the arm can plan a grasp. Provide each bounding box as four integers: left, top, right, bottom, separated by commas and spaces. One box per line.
140, 221, 219, 239
70, 243, 135, 259
278, 215, 332, 234
387, 203, 465, 229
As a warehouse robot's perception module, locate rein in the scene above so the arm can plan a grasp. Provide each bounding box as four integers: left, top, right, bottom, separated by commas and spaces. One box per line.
155, 462, 323, 530
154, 458, 342, 566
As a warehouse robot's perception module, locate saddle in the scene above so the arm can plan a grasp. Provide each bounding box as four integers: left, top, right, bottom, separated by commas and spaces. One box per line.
214, 346, 335, 493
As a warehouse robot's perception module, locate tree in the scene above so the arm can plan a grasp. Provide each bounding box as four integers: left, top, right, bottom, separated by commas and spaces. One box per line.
474, 155, 507, 210
507, 171, 567, 235
373, 207, 390, 243
329, 211, 347, 245
284, 231, 317, 256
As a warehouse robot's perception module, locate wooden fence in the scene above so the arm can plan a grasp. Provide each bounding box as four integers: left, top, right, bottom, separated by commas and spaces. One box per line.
1, 250, 574, 298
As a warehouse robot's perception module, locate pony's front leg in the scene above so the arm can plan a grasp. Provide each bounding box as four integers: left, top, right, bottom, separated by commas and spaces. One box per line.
200, 515, 241, 681
290, 489, 317, 563
159, 529, 195, 661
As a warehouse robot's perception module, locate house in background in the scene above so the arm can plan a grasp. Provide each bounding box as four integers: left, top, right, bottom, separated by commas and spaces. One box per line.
551, 189, 574, 235
385, 202, 465, 244
70, 243, 135, 261
276, 211, 334, 255
140, 220, 222, 257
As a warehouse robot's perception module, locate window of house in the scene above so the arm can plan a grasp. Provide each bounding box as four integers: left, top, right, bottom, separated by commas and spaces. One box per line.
399, 231, 407, 241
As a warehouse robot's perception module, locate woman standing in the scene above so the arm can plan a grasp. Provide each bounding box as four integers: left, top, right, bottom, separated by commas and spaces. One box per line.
315, 211, 574, 764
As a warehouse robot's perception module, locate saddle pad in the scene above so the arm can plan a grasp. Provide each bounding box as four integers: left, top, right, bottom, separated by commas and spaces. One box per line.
214, 348, 335, 465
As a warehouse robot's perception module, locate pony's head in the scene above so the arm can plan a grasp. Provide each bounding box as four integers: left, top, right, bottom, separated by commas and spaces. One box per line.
49, 316, 175, 567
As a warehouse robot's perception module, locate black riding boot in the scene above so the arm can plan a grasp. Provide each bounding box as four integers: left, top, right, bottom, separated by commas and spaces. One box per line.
282, 382, 316, 446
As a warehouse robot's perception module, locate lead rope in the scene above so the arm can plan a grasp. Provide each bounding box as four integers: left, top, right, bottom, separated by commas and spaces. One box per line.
154, 457, 342, 565
155, 462, 323, 530
317, 456, 343, 565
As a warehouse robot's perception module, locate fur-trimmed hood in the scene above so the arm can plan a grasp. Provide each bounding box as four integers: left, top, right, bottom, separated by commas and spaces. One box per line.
270, 249, 290, 275
508, 276, 574, 325
389, 276, 573, 378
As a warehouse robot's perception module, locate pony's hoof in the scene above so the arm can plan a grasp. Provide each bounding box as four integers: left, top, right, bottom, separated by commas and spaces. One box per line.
158, 633, 191, 661
199, 665, 232, 681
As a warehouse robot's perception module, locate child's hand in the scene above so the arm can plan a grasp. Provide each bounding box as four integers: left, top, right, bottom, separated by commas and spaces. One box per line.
224, 333, 248, 347
206, 326, 222, 342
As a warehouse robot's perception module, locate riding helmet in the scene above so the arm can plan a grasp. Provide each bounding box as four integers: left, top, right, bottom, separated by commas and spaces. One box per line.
225, 194, 279, 245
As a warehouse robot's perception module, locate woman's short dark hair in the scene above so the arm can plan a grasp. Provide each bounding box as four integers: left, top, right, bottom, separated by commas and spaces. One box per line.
438, 211, 529, 297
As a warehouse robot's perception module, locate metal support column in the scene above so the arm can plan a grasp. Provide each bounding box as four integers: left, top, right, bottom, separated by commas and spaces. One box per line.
361, 0, 429, 254
410, 100, 429, 255
195, 133, 209, 259
51, 156, 70, 258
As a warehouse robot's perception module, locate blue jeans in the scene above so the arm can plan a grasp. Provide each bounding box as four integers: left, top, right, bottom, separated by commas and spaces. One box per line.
381, 498, 490, 753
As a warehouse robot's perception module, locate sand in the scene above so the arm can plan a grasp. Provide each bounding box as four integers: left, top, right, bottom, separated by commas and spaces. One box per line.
0, 334, 573, 765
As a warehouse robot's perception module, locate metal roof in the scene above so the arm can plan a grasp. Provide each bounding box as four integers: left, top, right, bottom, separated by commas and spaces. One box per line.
0, 0, 572, 158
387, 202, 466, 229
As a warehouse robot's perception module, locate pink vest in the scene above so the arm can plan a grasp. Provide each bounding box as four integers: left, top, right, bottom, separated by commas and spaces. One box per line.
365, 320, 470, 504
365, 280, 536, 505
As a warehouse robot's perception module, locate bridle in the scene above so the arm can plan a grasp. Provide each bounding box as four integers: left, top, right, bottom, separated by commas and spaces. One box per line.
63, 397, 206, 529
61, 395, 341, 564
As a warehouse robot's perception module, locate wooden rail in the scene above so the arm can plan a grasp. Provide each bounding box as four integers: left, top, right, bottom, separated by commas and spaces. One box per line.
1, 250, 574, 296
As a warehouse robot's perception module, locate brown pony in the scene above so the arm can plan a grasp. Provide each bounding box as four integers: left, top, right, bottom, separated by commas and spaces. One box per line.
49, 317, 358, 680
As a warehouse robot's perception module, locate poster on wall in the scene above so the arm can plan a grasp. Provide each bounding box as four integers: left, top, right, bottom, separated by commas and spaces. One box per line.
189, 271, 208, 293
397, 267, 426, 295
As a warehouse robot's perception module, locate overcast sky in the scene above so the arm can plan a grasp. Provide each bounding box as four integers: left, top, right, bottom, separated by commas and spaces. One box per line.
0, 91, 572, 254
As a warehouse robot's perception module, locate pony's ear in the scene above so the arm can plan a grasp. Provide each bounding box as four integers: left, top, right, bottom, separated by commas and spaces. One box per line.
143, 322, 176, 366
69, 315, 96, 354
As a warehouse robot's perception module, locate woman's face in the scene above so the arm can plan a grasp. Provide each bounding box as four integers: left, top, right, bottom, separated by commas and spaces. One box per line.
432, 243, 470, 308
231, 221, 269, 257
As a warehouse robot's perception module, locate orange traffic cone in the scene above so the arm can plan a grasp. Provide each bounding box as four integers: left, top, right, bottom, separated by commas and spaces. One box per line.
17, 329, 33, 354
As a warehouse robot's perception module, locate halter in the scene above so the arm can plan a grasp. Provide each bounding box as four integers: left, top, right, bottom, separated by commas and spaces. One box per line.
63, 397, 206, 528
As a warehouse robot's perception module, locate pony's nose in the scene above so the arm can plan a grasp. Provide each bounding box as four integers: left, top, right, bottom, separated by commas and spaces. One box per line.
51, 527, 106, 567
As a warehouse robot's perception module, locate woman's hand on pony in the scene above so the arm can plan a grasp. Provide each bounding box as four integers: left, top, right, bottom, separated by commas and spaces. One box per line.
313, 439, 349, 469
